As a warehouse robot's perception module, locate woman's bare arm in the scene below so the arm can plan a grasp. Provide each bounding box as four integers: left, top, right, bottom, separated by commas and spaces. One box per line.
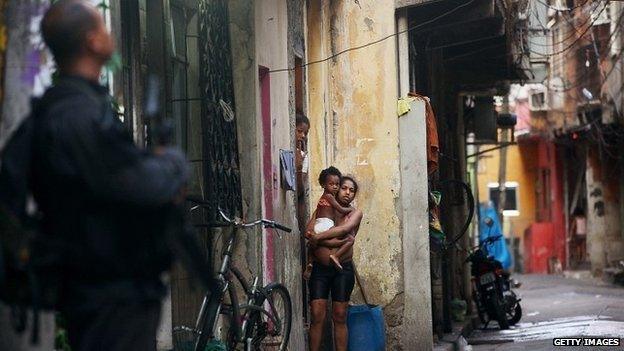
311, 209, 363, 244
304, 210, 317, 239
324, 193, 353, 215
318, 237, 348, 248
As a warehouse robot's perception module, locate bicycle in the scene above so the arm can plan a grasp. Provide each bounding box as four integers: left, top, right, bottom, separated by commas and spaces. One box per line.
174, 198, 293, 351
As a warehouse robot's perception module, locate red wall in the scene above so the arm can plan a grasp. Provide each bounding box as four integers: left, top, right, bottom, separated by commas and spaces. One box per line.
525, 139, 567, 272
524, 223, 555, 273
550, 144, 566, 269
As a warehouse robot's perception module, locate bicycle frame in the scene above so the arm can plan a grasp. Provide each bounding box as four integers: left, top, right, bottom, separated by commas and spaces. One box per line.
184, 200, 291, 351
192, 226, 283, 350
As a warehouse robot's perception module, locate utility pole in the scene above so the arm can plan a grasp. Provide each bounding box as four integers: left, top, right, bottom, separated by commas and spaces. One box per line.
497, 96, 510, 230
497, 129, 508, 229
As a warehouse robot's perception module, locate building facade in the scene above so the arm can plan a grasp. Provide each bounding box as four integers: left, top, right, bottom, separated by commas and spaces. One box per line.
523, 0, 624, 276
1, 0, 534, 350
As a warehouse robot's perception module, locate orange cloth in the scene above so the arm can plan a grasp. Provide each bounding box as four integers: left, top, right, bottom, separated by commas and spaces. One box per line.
408, 92, 439, 175
316, 194, 332, 213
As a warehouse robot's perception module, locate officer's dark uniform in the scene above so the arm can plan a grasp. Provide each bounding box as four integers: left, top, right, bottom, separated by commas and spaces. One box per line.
29, 75, 187, 350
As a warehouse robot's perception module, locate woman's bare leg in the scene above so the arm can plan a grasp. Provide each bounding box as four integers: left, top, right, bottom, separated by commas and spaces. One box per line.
304, 247, 314, 280
310, 299, 327, 351
332, 302, 349, 351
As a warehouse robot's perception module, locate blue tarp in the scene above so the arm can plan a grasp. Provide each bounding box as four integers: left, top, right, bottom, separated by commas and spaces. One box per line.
479, 203, 512, 269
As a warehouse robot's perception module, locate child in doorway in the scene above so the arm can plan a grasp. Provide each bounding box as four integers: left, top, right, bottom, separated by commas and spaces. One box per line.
304, 167, 354, 279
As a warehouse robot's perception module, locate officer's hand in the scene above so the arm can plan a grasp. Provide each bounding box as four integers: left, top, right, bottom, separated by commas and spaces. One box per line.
154, 146, 166, 156
173, 186, 187, 205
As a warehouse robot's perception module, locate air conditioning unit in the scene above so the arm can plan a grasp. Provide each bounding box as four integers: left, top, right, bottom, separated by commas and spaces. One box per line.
592, 2, 611, 26
529, 91, 549, 111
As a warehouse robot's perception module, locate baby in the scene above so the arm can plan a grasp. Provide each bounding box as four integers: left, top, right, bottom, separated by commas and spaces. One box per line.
304, 167, 354, 279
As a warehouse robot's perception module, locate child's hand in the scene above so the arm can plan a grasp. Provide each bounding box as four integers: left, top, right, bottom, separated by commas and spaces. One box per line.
305, 230, 314, 239
308, 233, 319, 248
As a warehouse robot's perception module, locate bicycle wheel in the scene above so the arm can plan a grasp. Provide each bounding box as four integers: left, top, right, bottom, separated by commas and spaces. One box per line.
194, 290, 224, 351
223, 277, 242, 350
246, 283, 292, 351
194, 277, 243, 351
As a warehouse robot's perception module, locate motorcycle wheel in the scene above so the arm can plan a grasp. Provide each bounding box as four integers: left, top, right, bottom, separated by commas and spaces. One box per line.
507, 303, 522, 326
473, 292, 488, 324
492, 295, 510, 330
477, 308, 488, 325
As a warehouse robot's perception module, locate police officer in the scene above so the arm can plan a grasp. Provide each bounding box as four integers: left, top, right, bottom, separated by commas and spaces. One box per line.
34, 1, 188, 349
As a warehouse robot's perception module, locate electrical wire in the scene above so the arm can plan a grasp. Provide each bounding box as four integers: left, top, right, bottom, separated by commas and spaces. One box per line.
458, 4, 624, 76
526, 0, 601, 49
529, 1, 610, 57
268, 0, 477, 74
536, 0, 592, 12
551, 42, 623, 93
545, 3, 624, 92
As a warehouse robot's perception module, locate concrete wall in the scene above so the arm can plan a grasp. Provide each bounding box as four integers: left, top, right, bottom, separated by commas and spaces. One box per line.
0, 1, 55, 349
308, 0, 402, 305
586, 146, 624, 274
307, 1, 431, 349
253, 0, 306, 348
398, 100, 433, 349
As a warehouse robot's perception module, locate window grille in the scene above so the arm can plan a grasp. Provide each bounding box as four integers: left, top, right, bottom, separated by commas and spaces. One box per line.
198, 0, 242, 223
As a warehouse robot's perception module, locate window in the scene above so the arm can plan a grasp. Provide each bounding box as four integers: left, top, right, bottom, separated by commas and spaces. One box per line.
488, 182, 519, 216
530, 91, 547, 110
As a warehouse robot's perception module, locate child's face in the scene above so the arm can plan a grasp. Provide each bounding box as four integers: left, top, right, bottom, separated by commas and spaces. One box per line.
324, 175, 341, 195
296, 122, 309, 144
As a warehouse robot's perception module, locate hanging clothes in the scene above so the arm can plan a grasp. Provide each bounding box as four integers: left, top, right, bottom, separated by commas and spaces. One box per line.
429, 191, 445, 252
408, 92, 440, 176
478, 203, 512, 270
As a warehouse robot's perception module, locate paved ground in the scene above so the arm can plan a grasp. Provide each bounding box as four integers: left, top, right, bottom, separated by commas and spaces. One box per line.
468, 274, 624, 351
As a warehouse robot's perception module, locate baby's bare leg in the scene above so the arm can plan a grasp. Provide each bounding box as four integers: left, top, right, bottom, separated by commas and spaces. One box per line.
329, 236, 354, 271
303, 245, 314, 280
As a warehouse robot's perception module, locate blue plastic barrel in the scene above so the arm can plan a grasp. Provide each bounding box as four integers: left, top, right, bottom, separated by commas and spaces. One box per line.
347, 304, 386, 351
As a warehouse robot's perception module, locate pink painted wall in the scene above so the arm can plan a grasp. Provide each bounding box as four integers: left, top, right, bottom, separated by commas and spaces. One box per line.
259, 66, 276, 282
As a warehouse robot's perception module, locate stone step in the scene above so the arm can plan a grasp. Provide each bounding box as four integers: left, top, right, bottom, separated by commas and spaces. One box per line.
563, 270, 592, 280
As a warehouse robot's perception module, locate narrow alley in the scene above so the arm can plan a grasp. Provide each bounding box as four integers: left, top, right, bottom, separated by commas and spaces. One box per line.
469, 274, 624, 350
0, 0, 623, 350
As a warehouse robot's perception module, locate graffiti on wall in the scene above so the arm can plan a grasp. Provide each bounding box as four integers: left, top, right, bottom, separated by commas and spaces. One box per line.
23, 1, 53, 96
0, 0, 53, 148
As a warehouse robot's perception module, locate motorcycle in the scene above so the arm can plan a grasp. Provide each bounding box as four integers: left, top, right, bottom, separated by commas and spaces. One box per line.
466, 218, 522, 330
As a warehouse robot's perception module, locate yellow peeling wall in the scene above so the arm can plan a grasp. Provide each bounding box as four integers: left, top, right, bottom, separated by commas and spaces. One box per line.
307, 0, 402, 305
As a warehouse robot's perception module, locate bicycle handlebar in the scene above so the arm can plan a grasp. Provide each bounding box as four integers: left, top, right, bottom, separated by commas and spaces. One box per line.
187, 197, 292, 233
217, 208, 292, 233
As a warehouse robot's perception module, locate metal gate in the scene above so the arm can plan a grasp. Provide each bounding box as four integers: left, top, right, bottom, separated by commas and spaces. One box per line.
198, 0, 242, 222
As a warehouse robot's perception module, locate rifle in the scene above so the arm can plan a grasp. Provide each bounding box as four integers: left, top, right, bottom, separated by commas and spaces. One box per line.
143, 75, 216, 291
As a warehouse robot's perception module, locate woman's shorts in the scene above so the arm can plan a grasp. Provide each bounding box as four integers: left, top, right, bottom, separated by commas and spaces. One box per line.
309, 261, 355, 302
